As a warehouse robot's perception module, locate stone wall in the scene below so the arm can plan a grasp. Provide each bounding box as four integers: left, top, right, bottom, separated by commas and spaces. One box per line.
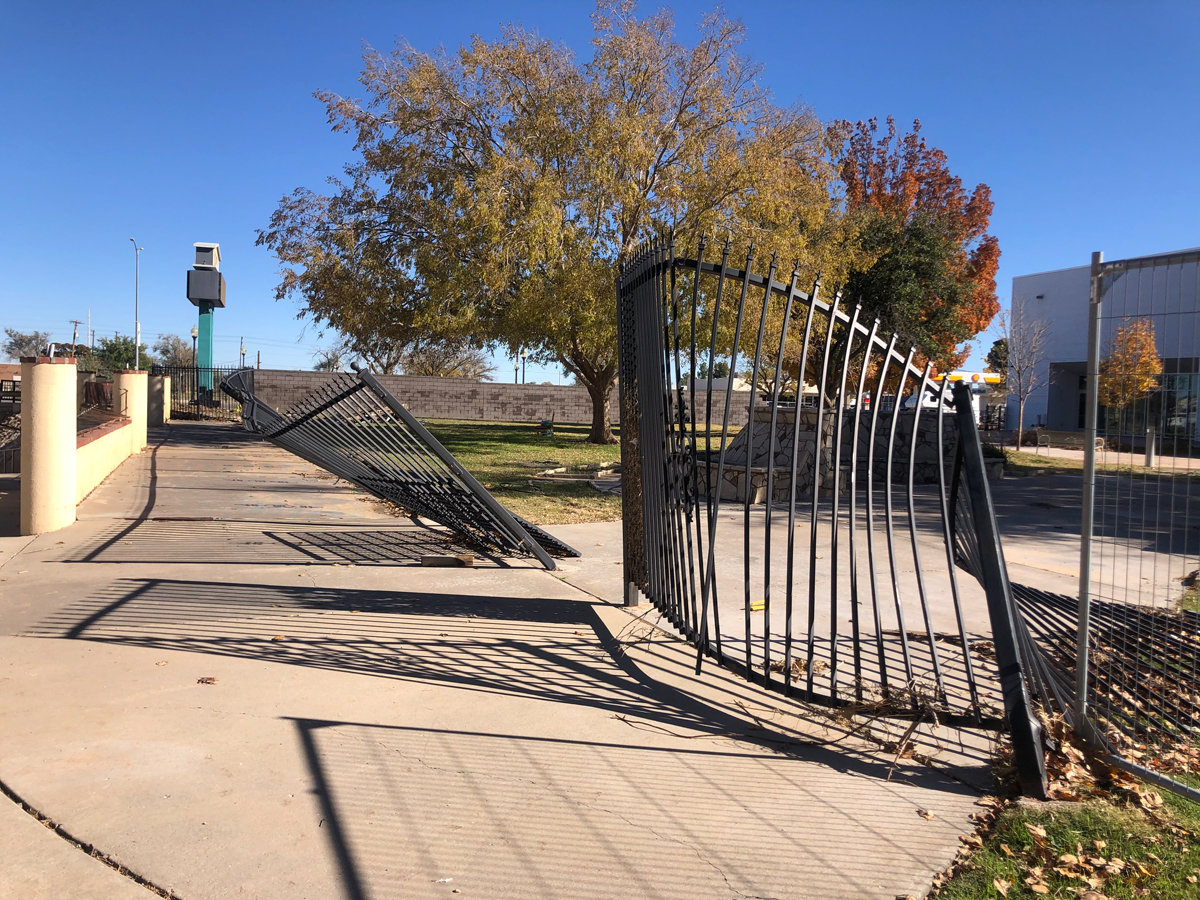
703, 405, 960, 503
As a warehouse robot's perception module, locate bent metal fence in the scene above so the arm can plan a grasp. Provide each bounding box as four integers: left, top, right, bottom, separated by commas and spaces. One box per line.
220, 365, 578, 570
617, 236, 1051, 797
1066, 248, 1200, 800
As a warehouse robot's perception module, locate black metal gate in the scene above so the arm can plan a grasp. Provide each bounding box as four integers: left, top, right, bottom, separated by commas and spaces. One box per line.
220, 365, 579, 568
618, 236, 1049, 797
153, 365, 244, 421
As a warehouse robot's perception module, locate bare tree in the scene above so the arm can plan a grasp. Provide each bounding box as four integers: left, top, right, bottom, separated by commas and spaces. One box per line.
400, 341, 494, 380
1001, 299, 1051, 449
313, 340, 350, 372
153, 334, 194, 367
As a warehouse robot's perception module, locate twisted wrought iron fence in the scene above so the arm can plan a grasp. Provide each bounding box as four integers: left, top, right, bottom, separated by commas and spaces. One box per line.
617, 236, 1049, 797
221, 366, 578, 569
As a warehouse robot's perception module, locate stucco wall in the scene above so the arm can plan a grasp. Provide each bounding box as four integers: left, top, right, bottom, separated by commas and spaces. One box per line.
76, 418, 133, 503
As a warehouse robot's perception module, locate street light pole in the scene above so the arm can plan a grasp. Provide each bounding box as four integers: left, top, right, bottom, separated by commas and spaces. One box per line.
129, 239, 143, 369
520, 347, 528, 385
190, 325, 199, 410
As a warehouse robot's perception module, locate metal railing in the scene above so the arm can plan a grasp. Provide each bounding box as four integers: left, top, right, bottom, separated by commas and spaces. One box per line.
617, 236, 1049, 797
0, 379, 19, 409
153, 365, 244, 421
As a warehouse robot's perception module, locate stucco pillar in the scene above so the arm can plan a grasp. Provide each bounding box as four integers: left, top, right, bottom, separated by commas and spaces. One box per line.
20, 357, 78, 535
113, 370, 148, 452
147, 374, 170, 428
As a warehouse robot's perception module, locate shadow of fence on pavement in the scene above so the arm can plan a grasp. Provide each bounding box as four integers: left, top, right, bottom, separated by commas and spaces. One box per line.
66, 521, 501, 567
289, 715, 978, 900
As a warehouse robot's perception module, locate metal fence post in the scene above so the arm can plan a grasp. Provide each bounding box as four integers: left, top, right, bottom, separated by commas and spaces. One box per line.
1077, 250, 1103, 724
953, 383, 1048, 799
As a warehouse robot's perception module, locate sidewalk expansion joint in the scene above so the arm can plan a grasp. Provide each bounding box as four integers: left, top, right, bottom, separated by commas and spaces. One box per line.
0, 775, 184, 899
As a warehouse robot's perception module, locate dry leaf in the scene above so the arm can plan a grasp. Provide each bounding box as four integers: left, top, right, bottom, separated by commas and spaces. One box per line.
155, 661, 168, 667
1000, 843, 1014, 857
197, 677, 217, 685
1026, 824, 1048, 840
959, 833, 982, 848
992, 877, 1010, 896
917, 808, 934, 820
272, 635, 285, 641
1058, 853, 1079, 866
1138, 790, 1164, 810
1030, 885, 1050, 895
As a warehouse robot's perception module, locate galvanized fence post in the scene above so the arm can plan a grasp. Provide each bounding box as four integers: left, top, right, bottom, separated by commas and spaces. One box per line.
1076, 250, 1103, 724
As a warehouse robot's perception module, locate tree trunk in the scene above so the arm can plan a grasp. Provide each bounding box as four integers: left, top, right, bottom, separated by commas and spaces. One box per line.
1015, 400, 1025, 450
562, 345, 618, 445
584, 375, 617, 444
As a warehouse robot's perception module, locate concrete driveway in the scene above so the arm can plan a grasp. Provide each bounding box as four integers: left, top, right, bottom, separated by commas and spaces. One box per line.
1, 422, 994, 900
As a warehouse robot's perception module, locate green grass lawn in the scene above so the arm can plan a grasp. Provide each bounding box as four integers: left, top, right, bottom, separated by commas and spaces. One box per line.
1001, 448, 1200, 484
935, 791, 1200, 899
422, 419, 623, 525
1179, 583, 1200, 614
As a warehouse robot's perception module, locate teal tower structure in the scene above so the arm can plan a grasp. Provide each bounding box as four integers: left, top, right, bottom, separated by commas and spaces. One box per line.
185, 242, 226, 392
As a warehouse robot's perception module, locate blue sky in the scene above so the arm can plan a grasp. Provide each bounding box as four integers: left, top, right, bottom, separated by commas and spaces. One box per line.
2, 1, 1197, 379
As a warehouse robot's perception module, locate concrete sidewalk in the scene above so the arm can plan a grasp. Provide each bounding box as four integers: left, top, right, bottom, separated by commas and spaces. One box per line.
0, 422, 991, 900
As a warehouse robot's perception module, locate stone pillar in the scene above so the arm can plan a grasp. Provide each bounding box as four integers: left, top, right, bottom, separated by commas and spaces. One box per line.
113, 370, 148, 452
147, 374, 170, 427
20, 357, 78, 535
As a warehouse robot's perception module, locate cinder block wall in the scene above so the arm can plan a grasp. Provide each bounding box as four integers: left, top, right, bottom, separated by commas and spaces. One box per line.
252, 371, 614, 424
250, 370, 754, 429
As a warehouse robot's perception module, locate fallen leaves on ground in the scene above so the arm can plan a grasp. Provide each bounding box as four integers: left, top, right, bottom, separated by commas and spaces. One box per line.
196, 677, 217, 685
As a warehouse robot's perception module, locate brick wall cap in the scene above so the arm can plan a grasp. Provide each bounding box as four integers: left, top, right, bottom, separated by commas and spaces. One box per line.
77, 417, 131, 449
20, 357, 76, 364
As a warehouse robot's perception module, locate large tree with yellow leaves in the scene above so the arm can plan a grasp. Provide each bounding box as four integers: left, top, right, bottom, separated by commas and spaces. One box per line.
258, 2, 857, 442
1099, 318, 1162, 431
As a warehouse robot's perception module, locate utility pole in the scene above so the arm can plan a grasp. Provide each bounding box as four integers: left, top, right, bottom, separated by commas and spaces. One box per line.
256, 350, 261, 370
69, 320, 82, 354
129, 239, 143, 369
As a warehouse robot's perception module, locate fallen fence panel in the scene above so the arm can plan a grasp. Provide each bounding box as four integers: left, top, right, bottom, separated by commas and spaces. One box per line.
221, 366, 579, 569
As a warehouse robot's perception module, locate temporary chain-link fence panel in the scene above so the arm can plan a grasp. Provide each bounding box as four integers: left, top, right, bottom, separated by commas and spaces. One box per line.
1071, 249, 1200, 799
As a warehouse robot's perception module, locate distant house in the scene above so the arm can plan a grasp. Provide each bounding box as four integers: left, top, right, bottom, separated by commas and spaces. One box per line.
1009, 248, 1199, 439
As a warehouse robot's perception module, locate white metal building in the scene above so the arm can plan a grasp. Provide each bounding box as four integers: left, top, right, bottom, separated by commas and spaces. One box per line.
1008, 248, 1200, 437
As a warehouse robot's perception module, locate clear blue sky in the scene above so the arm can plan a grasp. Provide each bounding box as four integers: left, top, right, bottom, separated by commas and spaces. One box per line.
2, 1, 1197, 379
